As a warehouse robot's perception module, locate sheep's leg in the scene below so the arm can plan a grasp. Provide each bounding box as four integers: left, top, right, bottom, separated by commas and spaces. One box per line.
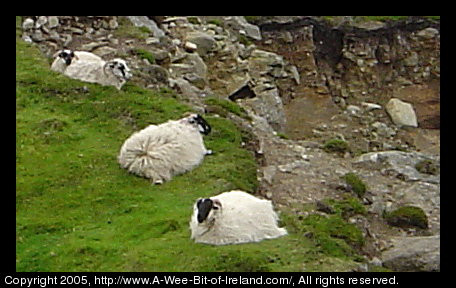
205, 149, 213, 155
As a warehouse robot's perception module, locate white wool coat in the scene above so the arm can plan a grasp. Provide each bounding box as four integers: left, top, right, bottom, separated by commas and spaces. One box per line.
118, 117, 209, 184
190, 190, 288, 245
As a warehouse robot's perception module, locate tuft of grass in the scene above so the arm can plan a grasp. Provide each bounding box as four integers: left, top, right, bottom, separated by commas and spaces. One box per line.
415, 159, 439, 175
341, 173, 367, 198
204, 97, 250, 120
114, 17, 151, 40
384, 206, 428, 229
133, 48, 156, 64
323, 138, 350, 154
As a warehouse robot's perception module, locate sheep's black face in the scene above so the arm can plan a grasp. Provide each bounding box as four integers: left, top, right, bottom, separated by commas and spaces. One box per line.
109, 59, 133, 80
192, 114, 211, 135
196, 198, 213, 223
59, 50, 75, 65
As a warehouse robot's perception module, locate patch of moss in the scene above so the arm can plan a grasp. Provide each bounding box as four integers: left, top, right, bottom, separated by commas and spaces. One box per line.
133, 48, 155, 64
323, 139, 350, 154
384, 206, 428, 229
322, 196, 367, 218
114, 17, 151, 40
415, 159, 439, 175
342, 173, 367, 197
204, 97, 249, 119
187, 17, 200, 25
207, 19, 222, 26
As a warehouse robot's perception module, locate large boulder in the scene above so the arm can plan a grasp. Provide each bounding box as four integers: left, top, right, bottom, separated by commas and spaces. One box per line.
385, 98, 418, 128
381, 235, 440, 272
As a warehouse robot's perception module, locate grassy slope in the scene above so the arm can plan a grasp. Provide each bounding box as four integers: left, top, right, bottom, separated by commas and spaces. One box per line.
16, 17, 363, 272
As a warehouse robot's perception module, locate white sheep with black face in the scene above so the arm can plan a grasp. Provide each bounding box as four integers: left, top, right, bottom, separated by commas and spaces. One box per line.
50, 49, 132, 90
65, 57, 132, 90
50, 49, 103, 73
190, 190, 288, 245
118, 113, 212, 185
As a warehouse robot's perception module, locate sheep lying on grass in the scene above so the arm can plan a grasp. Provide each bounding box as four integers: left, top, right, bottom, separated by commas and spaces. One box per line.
50, 49, 103, 73
118, 113, 212, 184
50, 49, 132, 90
190, 190, 287, 245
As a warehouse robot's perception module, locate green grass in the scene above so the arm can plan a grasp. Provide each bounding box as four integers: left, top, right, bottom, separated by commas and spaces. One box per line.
16, 16, 364, 272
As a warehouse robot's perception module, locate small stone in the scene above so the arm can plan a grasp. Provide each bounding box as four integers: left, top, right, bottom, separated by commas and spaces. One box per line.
22, 18, 34, 30
47, 16, 59, 28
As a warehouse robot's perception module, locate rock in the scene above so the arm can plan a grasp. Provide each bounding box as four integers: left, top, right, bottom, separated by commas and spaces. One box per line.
371, 122, 396, 138
22, 18, 34, 30
353, 151, 440, 184
361, 102, 382, 111
140, 64, 169, 86
385, 98, 418, 127
241, 87, 286, 132
81, 41, 108, 51
35, 16, 47, 29
92, 46, 117, 57
185, 31, 217, 57
47, 16, 59, 29
416, 27, 439, 40
108, 19, 118, 29
201, 16, 261, 41
287, 65, 300, 85
346, 105, 361, 115
403, 51, 419, 67
381, 235, 440, 272
184, 41, 198, 52
126, 16, 165, 38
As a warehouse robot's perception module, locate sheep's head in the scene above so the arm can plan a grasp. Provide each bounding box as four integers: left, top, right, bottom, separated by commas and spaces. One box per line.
53, 49, 78, 66
105, 59, 133, 80
185, 114, 211, 135
196, 198, 222, 224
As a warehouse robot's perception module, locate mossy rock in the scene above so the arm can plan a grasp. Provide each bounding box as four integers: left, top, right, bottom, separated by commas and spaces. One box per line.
384, 206, 428, 229
415, 159, 439, 175
341, 173, 367, 198
323, 139, 350, 154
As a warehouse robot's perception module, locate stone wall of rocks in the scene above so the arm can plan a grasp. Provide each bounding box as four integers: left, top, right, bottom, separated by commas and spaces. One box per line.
255, 17, 440, 130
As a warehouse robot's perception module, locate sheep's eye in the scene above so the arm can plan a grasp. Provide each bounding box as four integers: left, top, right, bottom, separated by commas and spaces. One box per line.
213, 206, 219, 210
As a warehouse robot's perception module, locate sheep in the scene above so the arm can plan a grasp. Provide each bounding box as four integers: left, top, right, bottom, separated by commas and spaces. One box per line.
190, 190, 288, 245
50, 49, 132, 90
50, 49, 103, 73
64, 57, 133, 90
118, 113, 212, 184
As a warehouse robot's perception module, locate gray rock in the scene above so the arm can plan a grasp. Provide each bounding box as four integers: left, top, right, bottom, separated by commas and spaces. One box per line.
200, 16, 261, 41
126, 16, 165, 38
353, 151, 440, 184
416, 27, 439, 40
385, 98, 418, 127
47, 16, 59, 29
185, 31, 217, 57
35, 16, 47, 29
92, 46, 117, 57
381, 235, 440, 272
22, 18, 34, 30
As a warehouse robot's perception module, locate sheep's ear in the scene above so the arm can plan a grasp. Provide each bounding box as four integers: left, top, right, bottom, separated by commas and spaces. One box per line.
72, 52, 79, 61
212, 198, 222, 209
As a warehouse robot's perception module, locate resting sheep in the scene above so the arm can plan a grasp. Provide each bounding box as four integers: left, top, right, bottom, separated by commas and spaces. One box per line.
118, 113, 212, 184
190, 190, 288, 245
50, 49, 103, 73
50, 49, 132, 90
